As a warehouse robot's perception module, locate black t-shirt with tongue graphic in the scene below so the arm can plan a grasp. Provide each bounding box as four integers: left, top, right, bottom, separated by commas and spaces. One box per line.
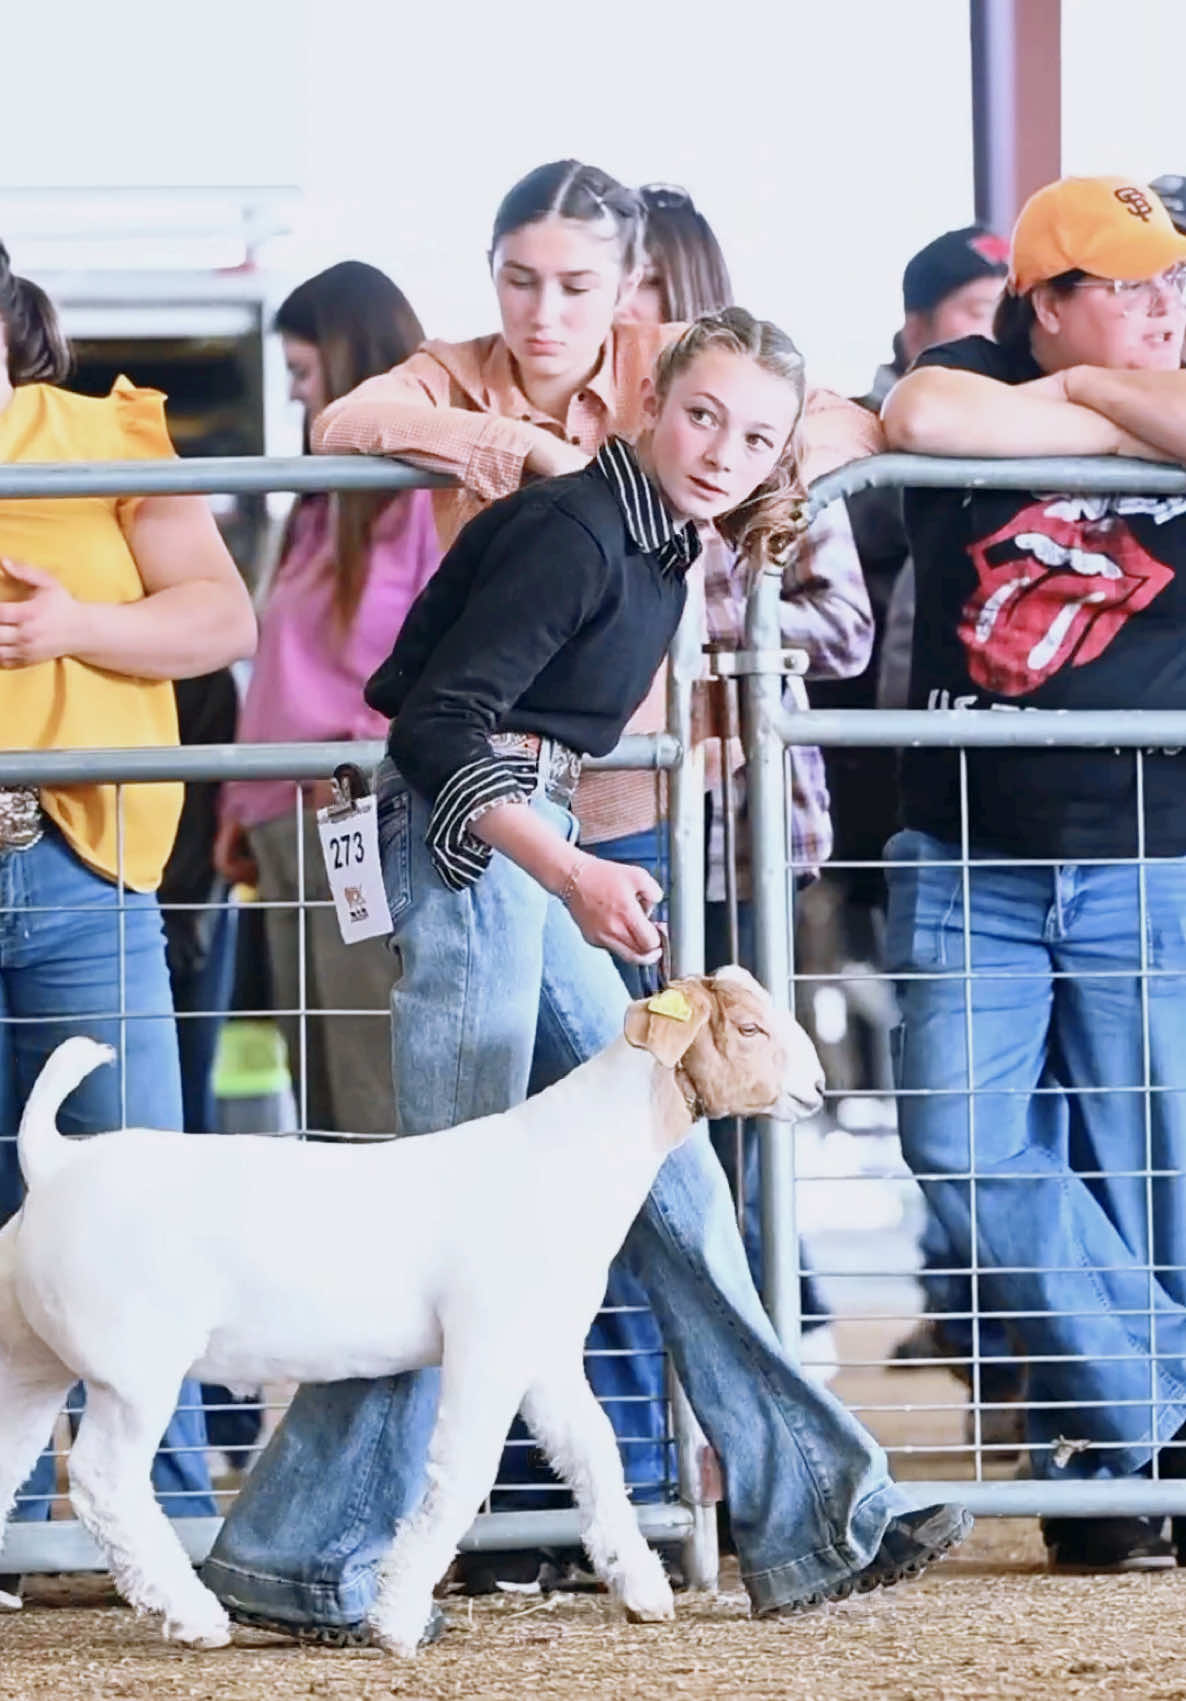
901, 334, 1186, 858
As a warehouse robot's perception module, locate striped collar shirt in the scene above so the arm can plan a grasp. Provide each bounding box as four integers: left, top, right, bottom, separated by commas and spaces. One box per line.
594, 436, 702, 574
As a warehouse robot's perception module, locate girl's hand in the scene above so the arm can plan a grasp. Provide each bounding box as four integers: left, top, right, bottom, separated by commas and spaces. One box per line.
0, 559, 84, 666
524, 430, 590, 480
563, 852, 664, 964
213, 819, 259, 886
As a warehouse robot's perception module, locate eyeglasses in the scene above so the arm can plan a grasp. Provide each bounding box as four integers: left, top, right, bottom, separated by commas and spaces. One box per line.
1071, 263, 1186, 316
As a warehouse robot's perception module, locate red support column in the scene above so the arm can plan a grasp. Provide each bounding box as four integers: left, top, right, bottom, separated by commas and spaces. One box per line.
971, 0, 1062, 234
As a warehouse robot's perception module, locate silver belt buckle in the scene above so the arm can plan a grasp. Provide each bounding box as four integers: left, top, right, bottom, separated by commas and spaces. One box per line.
0, 787, 44, 851
539, 738, 580, 803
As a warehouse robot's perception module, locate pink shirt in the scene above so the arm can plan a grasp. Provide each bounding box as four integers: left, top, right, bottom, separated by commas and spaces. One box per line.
223, 489, 440, 828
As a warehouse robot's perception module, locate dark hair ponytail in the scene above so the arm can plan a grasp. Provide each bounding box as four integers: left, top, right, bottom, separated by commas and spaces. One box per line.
489, 160, 646, 273
0, 244, 72, 384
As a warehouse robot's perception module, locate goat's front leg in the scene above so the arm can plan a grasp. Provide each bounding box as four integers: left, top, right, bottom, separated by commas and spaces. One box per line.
368, 1346, 526, 1658
69, 1381, 231, 1649
522, 1360, 674, 1624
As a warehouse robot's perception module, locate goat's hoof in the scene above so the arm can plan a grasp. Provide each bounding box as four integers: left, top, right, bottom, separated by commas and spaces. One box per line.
622, 1581, 676, 1624
163, 1608, 233, 1649
367, 1596, 445, 1658
370, 1624, 421, 1659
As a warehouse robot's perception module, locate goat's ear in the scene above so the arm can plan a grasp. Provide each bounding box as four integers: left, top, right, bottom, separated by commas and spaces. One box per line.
623, 980, 713, 1068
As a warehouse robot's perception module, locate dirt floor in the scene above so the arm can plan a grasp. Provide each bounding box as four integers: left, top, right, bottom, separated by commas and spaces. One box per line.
4, 1322, 1185, 1701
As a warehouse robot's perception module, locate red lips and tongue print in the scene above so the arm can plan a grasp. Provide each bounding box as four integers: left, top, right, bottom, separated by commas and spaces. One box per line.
957, 498, 1174, 696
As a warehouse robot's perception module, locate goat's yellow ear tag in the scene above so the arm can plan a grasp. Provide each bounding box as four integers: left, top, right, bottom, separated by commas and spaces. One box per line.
646, 987, 693, 1023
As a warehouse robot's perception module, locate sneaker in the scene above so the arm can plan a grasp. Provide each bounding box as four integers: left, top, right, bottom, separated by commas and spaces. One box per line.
1043, 1516, 1175, 1573
226, 1599, 446, 1647
0, 1575, 21, 1612
758, 1502, 972, 1617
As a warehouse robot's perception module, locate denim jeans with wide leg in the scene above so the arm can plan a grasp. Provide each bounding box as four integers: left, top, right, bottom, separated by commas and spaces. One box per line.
885, 828, 1186, 1478
0, 828, 215, 1520
204, 762, 907, 1622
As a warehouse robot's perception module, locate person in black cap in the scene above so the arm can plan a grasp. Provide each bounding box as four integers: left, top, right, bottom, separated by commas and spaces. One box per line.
814, 224, 1008, 1091
861, 225, 1010, 410
811, 224, 1011, 1421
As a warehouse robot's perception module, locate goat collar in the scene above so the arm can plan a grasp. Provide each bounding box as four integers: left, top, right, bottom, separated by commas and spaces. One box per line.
673, 1061, 707, 1123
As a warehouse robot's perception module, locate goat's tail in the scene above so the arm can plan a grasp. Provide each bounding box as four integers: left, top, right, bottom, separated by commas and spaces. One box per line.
18, 1037, 115, 1191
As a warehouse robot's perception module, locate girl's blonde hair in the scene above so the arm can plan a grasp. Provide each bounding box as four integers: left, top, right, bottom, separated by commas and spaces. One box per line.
652, 307, 808, 567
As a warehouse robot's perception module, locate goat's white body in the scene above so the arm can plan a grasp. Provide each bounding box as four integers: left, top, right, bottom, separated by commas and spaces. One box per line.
16, 1045, 659, 1395
0, 974, 822, 1657
0, 1037, 680, 1655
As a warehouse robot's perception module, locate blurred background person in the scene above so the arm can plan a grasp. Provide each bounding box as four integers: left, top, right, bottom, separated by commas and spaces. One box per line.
0, 241, 255, 1586
215, 262, 438, 1138
815, 224, 1020, 1439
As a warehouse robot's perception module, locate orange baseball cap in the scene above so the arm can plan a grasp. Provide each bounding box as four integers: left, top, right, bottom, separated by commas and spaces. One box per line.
1008, 175, 1186, 294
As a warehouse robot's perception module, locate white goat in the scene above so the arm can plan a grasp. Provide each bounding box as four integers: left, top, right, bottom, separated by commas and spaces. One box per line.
0, 968, 823, 1656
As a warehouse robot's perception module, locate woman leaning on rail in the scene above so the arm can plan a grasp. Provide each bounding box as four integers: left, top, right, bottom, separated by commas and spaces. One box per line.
881, 174, 1186, 1575
0, 242, 256, 1570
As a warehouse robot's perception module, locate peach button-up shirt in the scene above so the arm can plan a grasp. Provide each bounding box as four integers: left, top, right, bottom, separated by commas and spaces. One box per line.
312, 321, 884, 841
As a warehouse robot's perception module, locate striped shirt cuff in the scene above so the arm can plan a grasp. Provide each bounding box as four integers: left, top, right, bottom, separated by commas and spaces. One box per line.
426, 754, 537, 891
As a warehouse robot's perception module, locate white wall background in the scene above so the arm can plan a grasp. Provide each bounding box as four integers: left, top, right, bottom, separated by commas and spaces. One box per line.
3, 0, 1185, 397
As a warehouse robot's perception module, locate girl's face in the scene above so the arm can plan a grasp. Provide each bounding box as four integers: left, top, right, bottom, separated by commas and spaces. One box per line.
644, 346, 800, 525
493, 215, 625, 391
1034, 269, 1186, 371
282, 333, 328, 418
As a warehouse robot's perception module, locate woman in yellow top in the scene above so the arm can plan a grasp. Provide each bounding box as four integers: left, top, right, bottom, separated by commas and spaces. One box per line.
0, 244, 255, 1547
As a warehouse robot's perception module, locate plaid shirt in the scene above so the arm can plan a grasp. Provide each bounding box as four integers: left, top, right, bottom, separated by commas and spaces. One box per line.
704, 503, 872, 894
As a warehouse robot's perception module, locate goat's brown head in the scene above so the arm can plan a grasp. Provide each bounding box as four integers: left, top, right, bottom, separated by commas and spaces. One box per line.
623, 966, 824, 1139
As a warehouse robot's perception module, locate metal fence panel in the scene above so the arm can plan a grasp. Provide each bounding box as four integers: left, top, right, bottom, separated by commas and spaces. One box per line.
749, 452, 1186, 1521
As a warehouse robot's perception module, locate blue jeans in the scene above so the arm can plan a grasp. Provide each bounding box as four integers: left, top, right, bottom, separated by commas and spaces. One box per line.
703, 898, 829, 1330
0, 829, 215, 1520
575, 826, 671, 1506
166, 883, 238, 1137
203, 764, 905, 1620
885, 828, 1186, 1478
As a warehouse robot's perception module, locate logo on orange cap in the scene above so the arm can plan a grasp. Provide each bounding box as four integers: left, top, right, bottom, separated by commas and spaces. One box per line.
1115, 186, 1154, 222
1007, 175, 1186, 294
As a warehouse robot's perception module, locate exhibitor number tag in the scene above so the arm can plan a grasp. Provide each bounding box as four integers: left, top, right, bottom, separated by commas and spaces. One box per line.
316, 794, 393, 944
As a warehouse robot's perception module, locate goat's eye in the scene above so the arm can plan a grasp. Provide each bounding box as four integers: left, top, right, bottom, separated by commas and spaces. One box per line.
737, 1023, 763, 1037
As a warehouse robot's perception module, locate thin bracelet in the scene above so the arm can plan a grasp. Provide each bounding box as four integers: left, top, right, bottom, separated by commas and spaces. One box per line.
559, 860, 583, 908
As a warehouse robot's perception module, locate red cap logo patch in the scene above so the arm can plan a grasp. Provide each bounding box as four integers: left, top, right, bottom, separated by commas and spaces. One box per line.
969, 231, 1010, 264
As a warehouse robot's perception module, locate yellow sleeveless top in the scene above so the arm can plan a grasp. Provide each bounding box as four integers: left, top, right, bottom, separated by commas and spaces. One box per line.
0, 377, 182, 891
